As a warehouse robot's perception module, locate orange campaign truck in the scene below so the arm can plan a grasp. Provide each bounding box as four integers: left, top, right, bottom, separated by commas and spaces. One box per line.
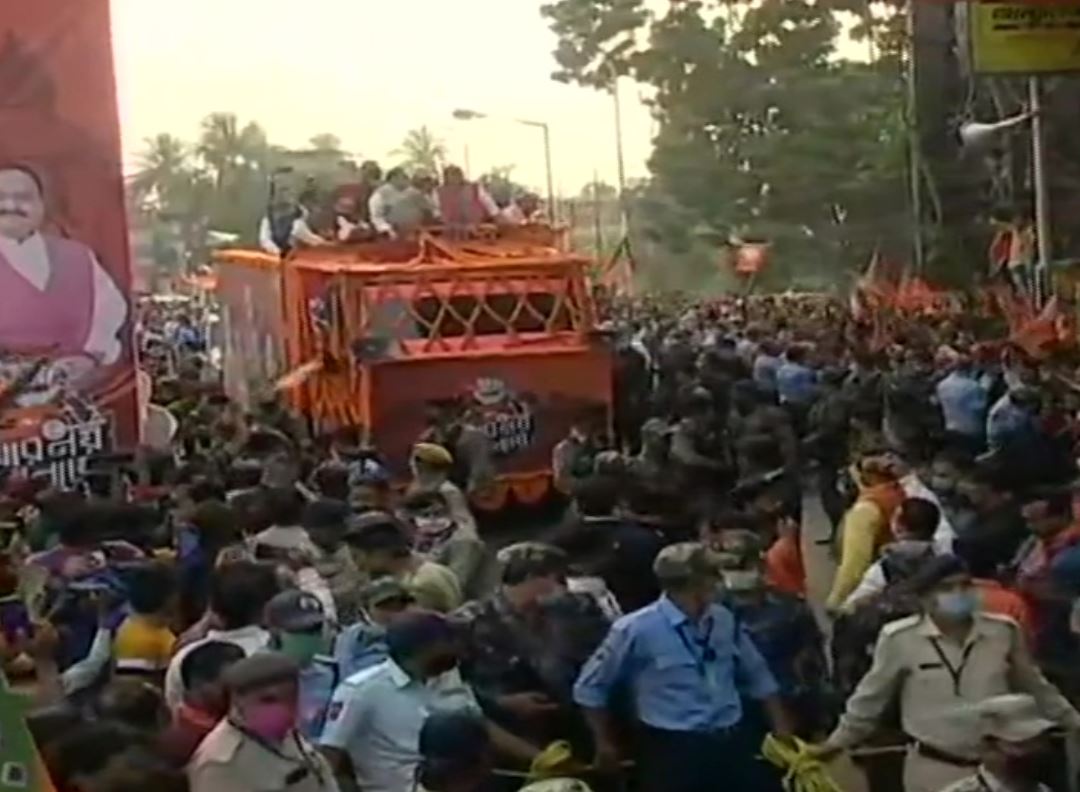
214, 225, 613, 509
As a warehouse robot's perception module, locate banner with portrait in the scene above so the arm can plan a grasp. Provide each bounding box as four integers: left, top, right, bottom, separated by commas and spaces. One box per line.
0, 0, 137, 487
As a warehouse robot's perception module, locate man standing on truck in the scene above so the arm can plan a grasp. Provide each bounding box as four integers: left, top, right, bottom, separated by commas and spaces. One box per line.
437, 165, 499, 230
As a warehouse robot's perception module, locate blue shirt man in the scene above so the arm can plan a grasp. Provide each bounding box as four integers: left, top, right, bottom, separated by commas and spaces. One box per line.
937, 367, 989, 440
987, 389, 1037, 451
775, 355, 818, 407
574, 543, 790, 792
752, 351, 782, 392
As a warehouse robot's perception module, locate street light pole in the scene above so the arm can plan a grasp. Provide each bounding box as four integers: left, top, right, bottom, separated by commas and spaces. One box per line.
610, 71, 629, 237
453, 108, 556, 222
540, 122, 555, 223
1029, 75, 1051, 304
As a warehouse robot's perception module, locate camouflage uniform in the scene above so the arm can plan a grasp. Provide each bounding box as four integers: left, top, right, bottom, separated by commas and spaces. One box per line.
453, 564, 610, 748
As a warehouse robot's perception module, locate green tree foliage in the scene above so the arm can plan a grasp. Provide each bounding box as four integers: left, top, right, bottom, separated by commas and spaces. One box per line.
478, 165, 530, 207
129, 115, 363, 275
393, 126, 447, 175
542, 0, 910, 290
309, 133, 343, 153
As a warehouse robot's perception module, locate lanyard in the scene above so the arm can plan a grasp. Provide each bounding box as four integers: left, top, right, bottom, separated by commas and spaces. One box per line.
675, 618, 716, 677
227, 719, 327, 788
927, 637, 978, 695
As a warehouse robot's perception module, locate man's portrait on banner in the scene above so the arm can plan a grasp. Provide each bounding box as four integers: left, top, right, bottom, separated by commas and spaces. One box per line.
0, 162, 128, 389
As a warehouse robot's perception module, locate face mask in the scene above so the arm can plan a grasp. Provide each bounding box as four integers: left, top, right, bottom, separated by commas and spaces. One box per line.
722, 570, 762, 593
278, 632, 325, 666
242, 701, 297, 743
414, 516, 453, 535
935, 590, 978, 620
177, 527, 200, 560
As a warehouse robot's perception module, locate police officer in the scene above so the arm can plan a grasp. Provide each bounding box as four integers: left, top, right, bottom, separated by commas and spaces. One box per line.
939, 694, 1057, 792
574, 542, 793, 792
264, 589, 339, 741
813, 556, 1080, 792
188, 652, 339, 792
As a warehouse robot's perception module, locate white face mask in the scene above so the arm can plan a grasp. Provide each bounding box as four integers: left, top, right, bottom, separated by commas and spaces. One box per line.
414, 515, 453, 535
722, 570, 762, 593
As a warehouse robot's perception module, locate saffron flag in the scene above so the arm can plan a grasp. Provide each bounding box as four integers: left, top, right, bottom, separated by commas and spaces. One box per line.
0, 2, 137, 488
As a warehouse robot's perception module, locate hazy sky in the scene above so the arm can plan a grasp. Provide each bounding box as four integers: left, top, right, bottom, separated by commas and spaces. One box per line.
110, 0, 656, 194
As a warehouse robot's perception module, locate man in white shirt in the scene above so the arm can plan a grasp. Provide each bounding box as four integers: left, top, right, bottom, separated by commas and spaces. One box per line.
164, 561, 273, 711
842, 497, 941, 611
369, 168, 414, 239
901, 469, 956, 554
321, 611, 538, 792
0, 164, 127, 368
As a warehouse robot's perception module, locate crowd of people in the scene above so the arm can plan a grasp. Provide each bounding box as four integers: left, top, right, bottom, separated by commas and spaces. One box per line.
259, 161, 543, 255
4, 289, 1080, 792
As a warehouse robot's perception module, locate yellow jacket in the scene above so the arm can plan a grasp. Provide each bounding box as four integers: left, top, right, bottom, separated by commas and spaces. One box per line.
826, 481, 903, 610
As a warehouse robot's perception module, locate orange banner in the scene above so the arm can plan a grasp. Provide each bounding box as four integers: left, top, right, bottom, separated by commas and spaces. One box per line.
0, 1, 137, 487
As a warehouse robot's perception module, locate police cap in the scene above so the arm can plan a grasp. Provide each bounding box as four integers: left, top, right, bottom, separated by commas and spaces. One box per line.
223, 651, 299, 694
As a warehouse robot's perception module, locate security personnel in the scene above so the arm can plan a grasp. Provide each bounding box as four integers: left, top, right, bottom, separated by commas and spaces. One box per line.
454, 542, 609, 750
573, 542, 794, 792
264, 589, 340, 741
813, 556, 1080, 792
939, 694, 1057, 792
188, 652, 339, 792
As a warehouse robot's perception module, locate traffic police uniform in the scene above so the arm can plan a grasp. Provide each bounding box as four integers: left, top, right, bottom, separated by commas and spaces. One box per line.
823, 612, 1080, 792
298, 655, 339, 741
264, 589, 341, 741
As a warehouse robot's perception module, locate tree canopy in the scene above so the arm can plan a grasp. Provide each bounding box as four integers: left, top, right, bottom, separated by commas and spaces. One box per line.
542, 0, 910, 290
393, 126, 447, 175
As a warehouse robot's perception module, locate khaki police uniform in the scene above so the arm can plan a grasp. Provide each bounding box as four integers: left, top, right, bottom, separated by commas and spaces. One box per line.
188, 718, 340, 792
824, 613, 1080, 792
939, 767, 1051, 792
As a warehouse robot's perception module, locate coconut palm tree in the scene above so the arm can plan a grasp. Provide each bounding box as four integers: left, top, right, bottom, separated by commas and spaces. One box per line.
197, 113, 269, 190
393, 126, 447, 174
131, 133, 192, 209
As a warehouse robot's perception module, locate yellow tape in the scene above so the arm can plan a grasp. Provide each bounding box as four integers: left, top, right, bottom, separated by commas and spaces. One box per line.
761, 734, 844, 792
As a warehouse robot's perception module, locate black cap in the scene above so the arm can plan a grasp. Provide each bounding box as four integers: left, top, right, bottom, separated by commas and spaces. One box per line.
223, 651, 299, 694
386, 611, 456, 662
264, 589, 326, 632
419, 710, 490, 762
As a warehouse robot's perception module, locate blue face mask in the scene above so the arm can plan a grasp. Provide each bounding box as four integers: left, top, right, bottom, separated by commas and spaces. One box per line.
935, 590, 978, 620
177, 527, 201, 560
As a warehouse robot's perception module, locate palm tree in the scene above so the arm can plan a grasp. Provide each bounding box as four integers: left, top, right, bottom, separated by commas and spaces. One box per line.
131, 134, 191, 208
393, 126, 447, 174
197, 113, 269, 190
